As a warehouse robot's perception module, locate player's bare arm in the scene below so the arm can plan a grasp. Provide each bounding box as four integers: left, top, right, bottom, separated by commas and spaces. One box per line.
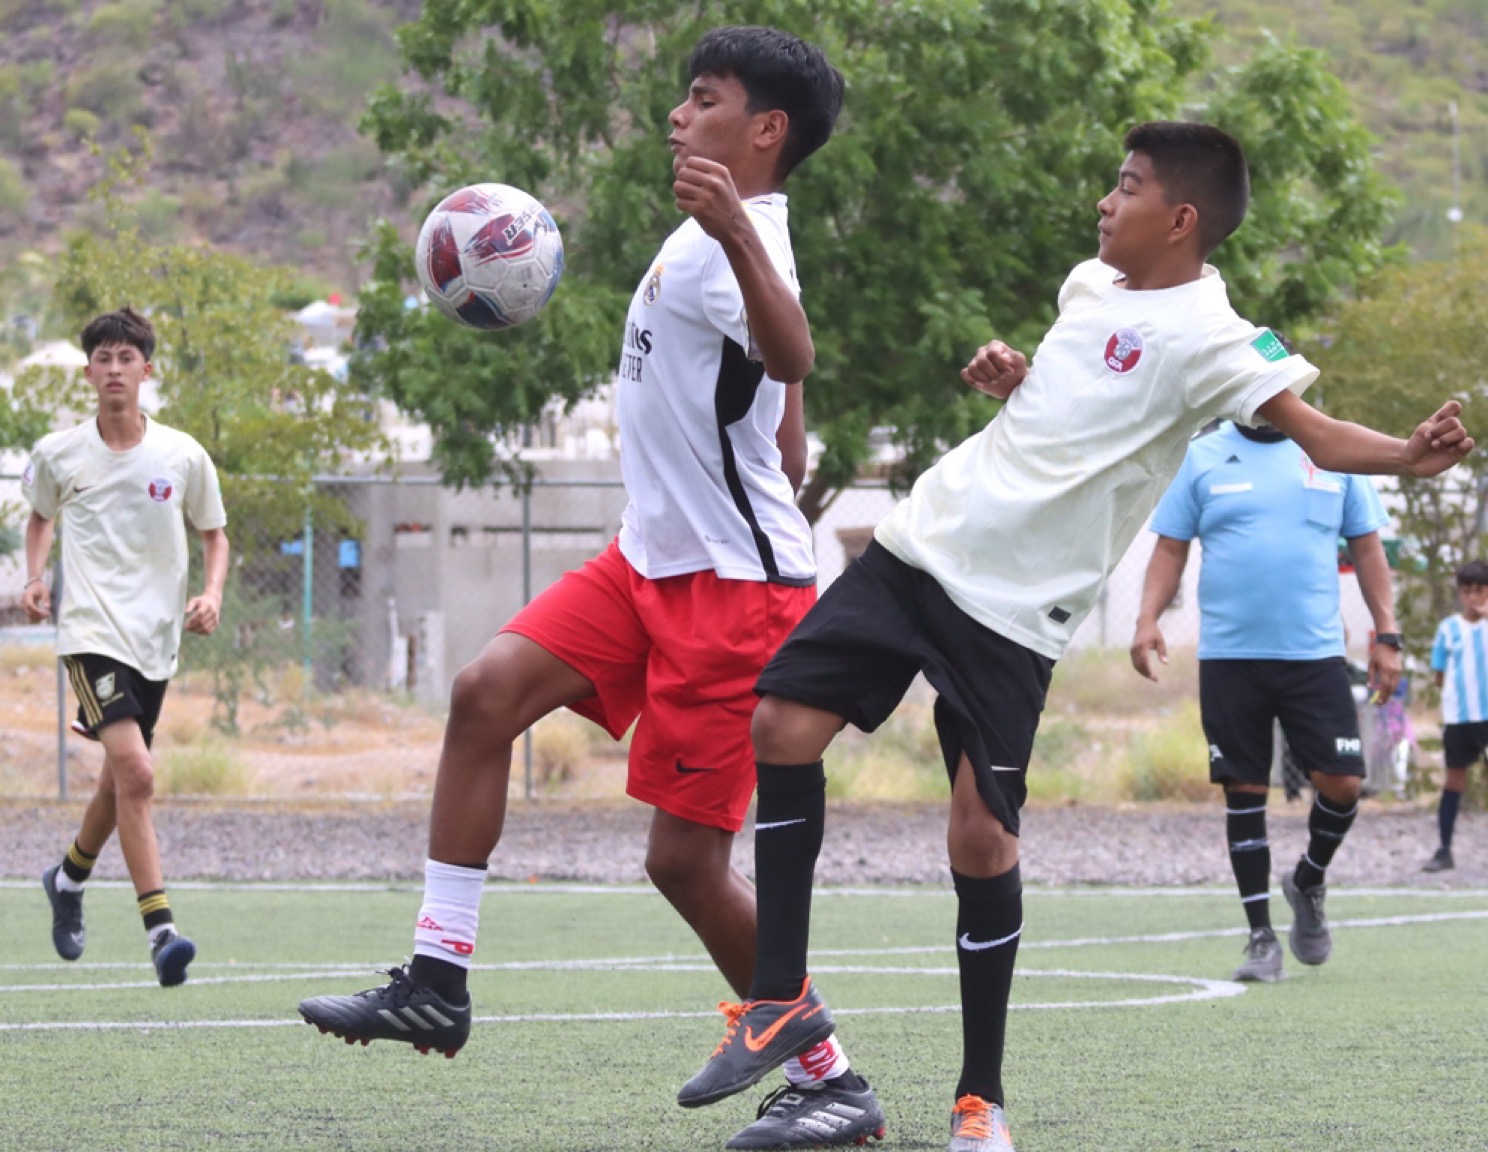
673, 156, 814, 383
185, 527, 230, 636
21, 510, 55, 623
1130, 535, 1190, 681
1259, 391, 1474, 477
776, 381, 808, 494
961, 340, 1029, 400
1347, 531, 1403, 701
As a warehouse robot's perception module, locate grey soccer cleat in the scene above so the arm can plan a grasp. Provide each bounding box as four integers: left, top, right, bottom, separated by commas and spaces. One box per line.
949, 1095, 1014, 1152
151, 928, 196, 987
298, 964, 471, 1057
678, 979, 836, 1109
726, 1077, 886, 1149
1282, 871, 1332, 966
1231, 927, 1285, 983
1422, 847, 1454, 873
41, 865, 85, 961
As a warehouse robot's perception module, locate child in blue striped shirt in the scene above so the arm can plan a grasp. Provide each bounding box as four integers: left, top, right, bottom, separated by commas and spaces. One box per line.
1425, 559, 1488, 871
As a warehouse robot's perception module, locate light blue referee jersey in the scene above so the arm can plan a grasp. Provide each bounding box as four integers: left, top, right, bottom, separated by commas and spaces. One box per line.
1431, 614, 1488, 723
1149, 423, 1389, 660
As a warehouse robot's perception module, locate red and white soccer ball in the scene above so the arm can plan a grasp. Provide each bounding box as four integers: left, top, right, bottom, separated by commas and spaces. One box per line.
414, 183, 565, 330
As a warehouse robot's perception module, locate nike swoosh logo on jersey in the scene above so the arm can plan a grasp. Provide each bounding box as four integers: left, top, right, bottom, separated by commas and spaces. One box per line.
753, 818, 808, 832
958, 924, 1023, 952
674, 759, 715, 774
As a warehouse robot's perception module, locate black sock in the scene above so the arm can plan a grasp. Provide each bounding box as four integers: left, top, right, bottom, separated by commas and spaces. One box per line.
138, 889, 173, 935
750, 761, 826, 1001
1294, 792, 1358, 890
61, 840, 97, 885
1439, 789, 1463, 850
1224, 793, 1271, 931
409, 954, 469, 1002
953, 865, 1022, 1107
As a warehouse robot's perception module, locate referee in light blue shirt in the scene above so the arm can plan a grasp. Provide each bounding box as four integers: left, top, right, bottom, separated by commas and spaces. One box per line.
1130, 416, 1401, 983
1423, 560, 1488, 872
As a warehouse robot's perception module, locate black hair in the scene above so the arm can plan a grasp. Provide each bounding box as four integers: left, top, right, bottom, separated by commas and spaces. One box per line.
1123, 121, 1250, 257
81, 307, 155, 362
1456, 560, 1488, 587
688, 26, 844, 181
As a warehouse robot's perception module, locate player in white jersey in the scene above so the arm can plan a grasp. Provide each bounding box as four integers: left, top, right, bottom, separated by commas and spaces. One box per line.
22, 307, 228, 988
299, 28, 884, 1150
1423, 559, 1488, 872
680, 122, 1474, 1152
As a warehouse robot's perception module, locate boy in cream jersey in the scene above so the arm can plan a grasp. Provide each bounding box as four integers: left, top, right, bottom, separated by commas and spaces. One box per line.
22, 306, 228, 988
679, 121, 1474, 1152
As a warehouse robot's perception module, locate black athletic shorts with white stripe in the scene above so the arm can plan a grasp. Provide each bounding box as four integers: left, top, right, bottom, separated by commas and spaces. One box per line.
1199, 657, 1364, 786
755, 541, 1053, 836
63, 653, 168, 748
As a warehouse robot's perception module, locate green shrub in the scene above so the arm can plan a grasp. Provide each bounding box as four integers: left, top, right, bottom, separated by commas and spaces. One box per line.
1118, 699, 1211, 802
64, 59, 145, 122
158, 739, 253, 796
62, 108, 100, 141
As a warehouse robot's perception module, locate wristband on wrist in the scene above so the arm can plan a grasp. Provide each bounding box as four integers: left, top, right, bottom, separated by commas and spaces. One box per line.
24, 576, 45, 589
1373, 632, 1403, 650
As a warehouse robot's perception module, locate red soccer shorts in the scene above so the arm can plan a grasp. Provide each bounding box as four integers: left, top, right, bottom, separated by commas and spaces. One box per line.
503, 540, 816, 832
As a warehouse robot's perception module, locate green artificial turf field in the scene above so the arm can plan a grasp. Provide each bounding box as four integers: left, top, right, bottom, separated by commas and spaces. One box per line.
3, 879, 1486, 1151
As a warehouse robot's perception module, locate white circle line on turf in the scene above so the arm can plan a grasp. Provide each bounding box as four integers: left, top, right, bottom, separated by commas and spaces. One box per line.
5, 878, 1488, 899
3, 908, 1485, 986
0, 968, 1244, 1031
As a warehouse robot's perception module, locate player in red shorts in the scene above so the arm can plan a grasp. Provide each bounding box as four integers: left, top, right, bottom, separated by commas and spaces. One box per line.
299, 26, 885, 1150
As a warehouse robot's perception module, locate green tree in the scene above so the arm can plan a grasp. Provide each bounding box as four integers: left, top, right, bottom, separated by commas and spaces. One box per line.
355, 0, 1398, 515
1310, 225, 1488, 661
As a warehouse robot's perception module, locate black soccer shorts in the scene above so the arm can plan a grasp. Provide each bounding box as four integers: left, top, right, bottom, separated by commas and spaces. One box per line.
63, 653, 169, 749
755, 541, 1053, 836
1199, 657, 1364, 786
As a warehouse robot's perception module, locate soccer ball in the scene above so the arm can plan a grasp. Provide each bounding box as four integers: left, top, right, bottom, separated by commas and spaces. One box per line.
414, 183, 565, 330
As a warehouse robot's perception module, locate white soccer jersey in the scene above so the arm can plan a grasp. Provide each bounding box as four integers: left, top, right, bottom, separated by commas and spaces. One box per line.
875, 259, 1319, 659
615, 194, 814, 585
23, 416, 227, 680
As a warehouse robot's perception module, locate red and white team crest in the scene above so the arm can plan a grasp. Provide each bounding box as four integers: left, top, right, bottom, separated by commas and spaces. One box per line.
148, 477, 173, 503
1104, 328, 1144, 373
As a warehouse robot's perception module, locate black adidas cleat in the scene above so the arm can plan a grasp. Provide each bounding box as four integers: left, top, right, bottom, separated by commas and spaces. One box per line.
726, 1077, 886, 1149
42, 865, 86, 961
298, 964, 472, 1057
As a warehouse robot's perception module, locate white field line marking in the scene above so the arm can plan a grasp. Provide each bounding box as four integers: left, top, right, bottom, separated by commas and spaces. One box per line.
0, 969, 1243, 1032
6, 879, 1488, 900
4, 907, 1487, 988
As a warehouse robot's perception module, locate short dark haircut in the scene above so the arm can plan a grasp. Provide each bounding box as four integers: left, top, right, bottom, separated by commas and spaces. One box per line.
81, 307, 155, 362
1123, 121, 1250, 257
688, 26, 844, 181
1456, 560, 1488, 587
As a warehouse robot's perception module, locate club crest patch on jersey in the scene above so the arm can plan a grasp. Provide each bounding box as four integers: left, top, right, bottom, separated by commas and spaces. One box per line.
643, 264, 664, 306
94, 672, 117, 703
1104, 328, 1144, 373
148, 478, 173, 503
1250, 328, 1291, 362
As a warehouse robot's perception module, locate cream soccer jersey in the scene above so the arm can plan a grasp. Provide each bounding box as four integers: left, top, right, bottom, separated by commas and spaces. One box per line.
875, 259, 1319, 660
615, 193, 814, 585
23, 416, 227, 680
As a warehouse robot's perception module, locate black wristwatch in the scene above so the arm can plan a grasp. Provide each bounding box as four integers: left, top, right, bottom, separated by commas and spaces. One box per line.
1374, 632, 1403, 650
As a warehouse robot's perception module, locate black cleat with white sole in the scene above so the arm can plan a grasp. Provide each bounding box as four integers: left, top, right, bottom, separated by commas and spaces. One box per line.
298, 965, 471, 1057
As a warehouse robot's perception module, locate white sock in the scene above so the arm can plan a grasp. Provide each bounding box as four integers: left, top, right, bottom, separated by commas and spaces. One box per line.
147, 923, 176, 947
784, 1036, 850, 1085
412, 858, 486, 969
55, 871, 84, 893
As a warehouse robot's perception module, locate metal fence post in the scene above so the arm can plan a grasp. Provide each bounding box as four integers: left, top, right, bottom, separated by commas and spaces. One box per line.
53, 556, 65, 800
522, 482, 534, 799
301, 509, 314, 690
